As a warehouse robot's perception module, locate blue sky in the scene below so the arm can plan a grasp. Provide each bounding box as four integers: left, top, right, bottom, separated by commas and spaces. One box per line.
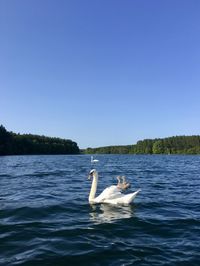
1, 0, 200, 148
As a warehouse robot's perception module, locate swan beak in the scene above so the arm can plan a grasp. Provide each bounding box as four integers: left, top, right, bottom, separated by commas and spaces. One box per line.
88, 174, 92, 180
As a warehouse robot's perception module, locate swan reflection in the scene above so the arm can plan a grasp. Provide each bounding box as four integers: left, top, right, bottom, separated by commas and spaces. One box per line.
89, 204, 135, 224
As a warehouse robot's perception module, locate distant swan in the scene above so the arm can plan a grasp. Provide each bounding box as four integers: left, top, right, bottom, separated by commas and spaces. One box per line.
88, 169, 141, 204
91, 156, 99, 163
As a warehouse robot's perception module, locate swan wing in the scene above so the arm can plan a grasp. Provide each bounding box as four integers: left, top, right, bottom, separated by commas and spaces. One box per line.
94, 185, 122, 203
104, 189, 141, 205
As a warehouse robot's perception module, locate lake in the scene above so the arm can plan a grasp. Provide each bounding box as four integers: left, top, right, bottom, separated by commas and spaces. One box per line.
0, 155, 200, 266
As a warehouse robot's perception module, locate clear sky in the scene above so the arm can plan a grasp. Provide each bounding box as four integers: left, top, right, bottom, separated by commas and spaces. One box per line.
1, 0, 200, 148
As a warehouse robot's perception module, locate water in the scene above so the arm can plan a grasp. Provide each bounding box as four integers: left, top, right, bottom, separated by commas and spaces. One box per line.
0, 155, 200, 266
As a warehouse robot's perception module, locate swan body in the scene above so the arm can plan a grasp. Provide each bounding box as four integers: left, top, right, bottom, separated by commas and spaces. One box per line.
91, 156, 99, 163
88, 169, 141, 205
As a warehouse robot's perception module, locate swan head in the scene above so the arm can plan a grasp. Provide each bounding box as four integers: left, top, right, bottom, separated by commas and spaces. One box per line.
88, 169, 97, 180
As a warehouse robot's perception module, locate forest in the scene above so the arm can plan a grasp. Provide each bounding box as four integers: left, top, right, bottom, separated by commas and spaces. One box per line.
85, 136, 200, 155
0, 125, 80, 155
1, 124, 200, 156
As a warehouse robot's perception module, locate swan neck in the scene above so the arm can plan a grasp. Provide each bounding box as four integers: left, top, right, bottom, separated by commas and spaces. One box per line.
89, 172, 98, 202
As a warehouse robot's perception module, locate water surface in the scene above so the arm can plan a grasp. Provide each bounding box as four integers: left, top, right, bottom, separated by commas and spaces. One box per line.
0, 155, 200, 265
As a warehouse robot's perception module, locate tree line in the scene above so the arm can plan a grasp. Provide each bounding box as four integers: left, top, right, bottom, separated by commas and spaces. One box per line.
1, 124, 200, 155
0, 125, 80, 155
85, 136, 200, 155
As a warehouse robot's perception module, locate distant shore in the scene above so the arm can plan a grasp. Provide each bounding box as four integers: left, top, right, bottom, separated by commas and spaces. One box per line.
1, 125, 200, 156
84, 136, 200, 155
0, 125, 80, 156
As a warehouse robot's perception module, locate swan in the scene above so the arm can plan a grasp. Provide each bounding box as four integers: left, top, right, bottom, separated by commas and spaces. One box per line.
88, 169, 141, 205
91, 156, 99, 163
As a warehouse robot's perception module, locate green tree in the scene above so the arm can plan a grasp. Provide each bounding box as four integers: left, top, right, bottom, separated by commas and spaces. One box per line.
152, 140, 164, 154
0, 125, 12, 155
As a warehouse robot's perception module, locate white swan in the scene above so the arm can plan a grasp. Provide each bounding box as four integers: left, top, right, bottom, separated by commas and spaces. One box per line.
91, 156, 99, 163
88, 169, 141, 205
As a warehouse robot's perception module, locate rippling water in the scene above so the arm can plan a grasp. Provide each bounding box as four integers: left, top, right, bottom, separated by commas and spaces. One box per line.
1, 155, 200, 266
